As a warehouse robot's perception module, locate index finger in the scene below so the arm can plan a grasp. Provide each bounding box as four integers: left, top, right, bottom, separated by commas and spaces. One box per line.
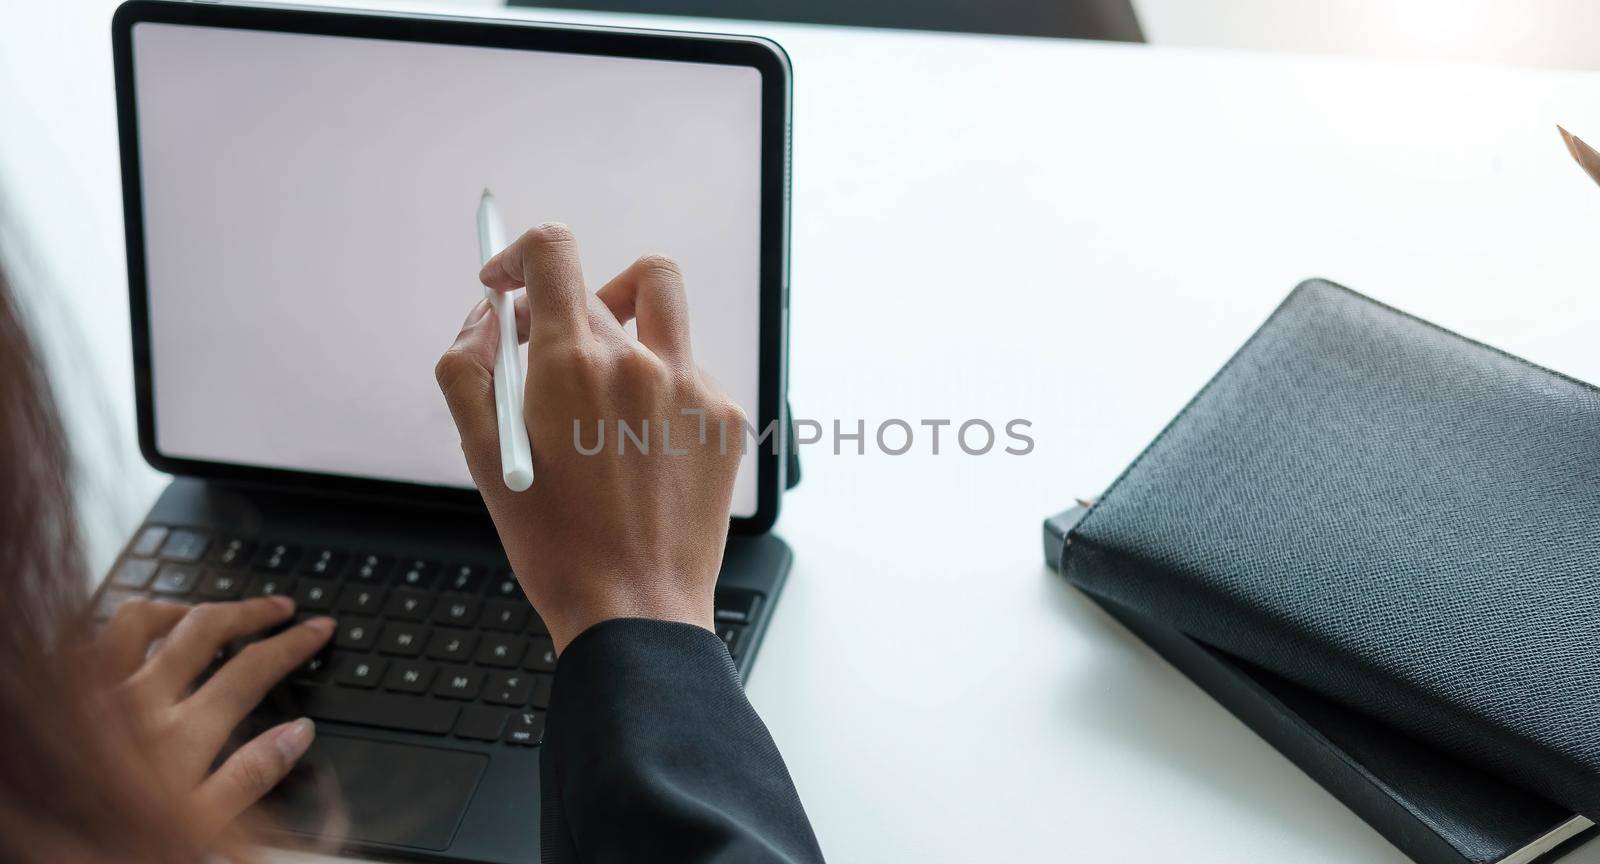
185, 617, 335, 749
133, 597, 297, 700
94, 598, 192, 683
478, 222, 590, 339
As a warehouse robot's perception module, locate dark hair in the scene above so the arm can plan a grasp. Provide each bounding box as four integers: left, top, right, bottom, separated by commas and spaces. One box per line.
0, 264, 200, 861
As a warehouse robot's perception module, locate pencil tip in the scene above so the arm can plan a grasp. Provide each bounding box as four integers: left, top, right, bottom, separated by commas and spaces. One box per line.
1559, 125, 1600, 187
481, 186, 493, 199
1559, 131, 1574, 161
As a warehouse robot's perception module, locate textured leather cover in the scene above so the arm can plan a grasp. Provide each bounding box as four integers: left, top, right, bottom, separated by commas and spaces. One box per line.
1062, 280, 1600, 819
1047, 507, 1594, 864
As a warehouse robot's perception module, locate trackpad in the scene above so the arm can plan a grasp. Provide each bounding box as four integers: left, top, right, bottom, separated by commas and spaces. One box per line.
261, 734, 487, 851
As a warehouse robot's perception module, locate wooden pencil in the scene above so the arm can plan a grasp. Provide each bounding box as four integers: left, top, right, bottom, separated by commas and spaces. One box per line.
1558, 125, 1600, 188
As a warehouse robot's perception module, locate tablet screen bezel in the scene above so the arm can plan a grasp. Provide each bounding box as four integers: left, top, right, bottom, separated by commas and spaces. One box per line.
112, 0, 790, 533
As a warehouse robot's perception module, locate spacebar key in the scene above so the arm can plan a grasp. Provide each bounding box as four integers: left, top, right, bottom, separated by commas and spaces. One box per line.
292, 686, 458, 735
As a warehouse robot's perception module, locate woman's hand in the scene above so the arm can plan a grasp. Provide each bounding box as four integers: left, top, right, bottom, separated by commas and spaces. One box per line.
93, 595, 333, 842
435, 224, 745, 653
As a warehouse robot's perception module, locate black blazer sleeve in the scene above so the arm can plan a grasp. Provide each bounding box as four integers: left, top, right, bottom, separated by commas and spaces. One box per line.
540, 618, 825, 864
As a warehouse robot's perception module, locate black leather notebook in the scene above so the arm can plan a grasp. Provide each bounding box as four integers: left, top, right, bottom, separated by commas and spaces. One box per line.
1046, 507, 1594, 864
1059, 280, 1600, 819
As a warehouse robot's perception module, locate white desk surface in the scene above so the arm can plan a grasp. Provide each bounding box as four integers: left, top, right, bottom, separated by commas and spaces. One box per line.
3, 2, 1599, 861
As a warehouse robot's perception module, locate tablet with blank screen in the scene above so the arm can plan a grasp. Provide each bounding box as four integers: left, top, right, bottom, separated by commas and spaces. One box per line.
119, 3, 790, 529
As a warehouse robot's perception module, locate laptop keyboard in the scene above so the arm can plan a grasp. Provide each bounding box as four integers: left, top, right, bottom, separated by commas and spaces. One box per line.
98, 524, 765, 748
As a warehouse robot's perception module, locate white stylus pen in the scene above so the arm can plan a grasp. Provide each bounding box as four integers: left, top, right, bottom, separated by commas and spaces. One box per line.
476, 188, 534, 492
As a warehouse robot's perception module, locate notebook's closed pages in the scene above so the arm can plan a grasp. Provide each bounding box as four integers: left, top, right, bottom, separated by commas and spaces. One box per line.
1060, 280, 1600, 818
1046, 507, 1594, 864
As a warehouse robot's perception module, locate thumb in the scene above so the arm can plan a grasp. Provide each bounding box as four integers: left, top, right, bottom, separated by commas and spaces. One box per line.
190, 718, 316, 839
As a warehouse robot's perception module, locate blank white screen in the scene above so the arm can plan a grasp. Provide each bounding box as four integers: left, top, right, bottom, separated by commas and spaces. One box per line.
133, 22, 764, 517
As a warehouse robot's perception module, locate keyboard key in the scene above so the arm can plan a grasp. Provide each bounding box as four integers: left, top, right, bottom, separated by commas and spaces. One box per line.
479, 599, 530, 632
336, 584, 387, 615
504, 711, 544, 745
487, 573, 521, 599
427, 631, 477, 663
383, 659, 436, 694
252, 543, 301, 573
130, 525, 168, 558
477, 634, 526, 668
298, 547, 347, 579
716, 623, 746, 658
244, 574, 295, 599
94, 589, 138, 620
432, 596, 479, 628
292, 653, 334, 684
335, 655, 388, 689
442, 563, 487, 594
210, 537, 255, 568
151, 563, 201, 595
525, 611, 550, 636
348, 553, 393, 583
523, 637, 557, 673
334, 618, 379, 651
714, 588, 763, 624
483, 671, 534, 706
197, 570, 246, 600
158, 529, 210, 563
290, 685, 458, 735
454, 706, 508, 741
384, 588, 432, 621
378, 623, 426, 656
433, 666, 483, 700
393, 558, 440, 589
292, 580, 334, 611
110, 558, 159, 589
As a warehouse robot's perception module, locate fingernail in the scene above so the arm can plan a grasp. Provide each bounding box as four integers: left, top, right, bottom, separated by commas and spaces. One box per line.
464, 298, 491, 327
268, 595, 295, 615
303, 616, 336, 636
275, 718, 315, 763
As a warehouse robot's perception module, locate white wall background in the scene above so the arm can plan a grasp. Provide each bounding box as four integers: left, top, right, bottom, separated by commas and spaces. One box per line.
1137, 0, 1600, 70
